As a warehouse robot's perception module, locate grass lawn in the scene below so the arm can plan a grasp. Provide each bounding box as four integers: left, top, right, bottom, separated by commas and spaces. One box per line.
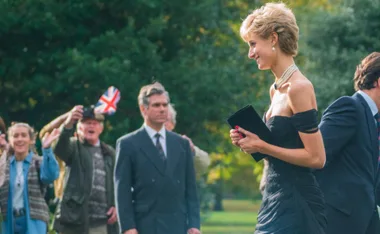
2, 199, 259, 234
201, 199, 260, 234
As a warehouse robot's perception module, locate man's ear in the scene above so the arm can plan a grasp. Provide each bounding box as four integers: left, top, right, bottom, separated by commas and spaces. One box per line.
99, 122, 104, 134
376, 78, 380, 88
139, 105, 147, 117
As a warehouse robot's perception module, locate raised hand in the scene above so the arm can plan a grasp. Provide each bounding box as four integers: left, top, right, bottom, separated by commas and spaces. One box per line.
64, 105, 84, 129
42, 128, 61, 149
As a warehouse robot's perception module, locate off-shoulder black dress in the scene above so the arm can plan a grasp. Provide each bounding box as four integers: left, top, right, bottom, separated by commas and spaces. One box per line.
255, 109, 327, 234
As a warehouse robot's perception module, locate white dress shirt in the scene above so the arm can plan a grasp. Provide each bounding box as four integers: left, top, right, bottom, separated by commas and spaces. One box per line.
143, 123, 167, 157
358, 90, 378, 121
13, 161, 25, 210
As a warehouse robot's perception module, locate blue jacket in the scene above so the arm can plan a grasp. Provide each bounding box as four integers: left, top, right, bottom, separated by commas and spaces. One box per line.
1, 148, 59, 234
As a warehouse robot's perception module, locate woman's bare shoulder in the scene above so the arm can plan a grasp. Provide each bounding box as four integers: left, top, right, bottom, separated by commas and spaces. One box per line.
287, 74, 316, 112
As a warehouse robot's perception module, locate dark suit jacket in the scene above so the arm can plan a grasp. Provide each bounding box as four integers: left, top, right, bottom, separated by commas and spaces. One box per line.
316, 93, 380, 234
114, 127, 200, 234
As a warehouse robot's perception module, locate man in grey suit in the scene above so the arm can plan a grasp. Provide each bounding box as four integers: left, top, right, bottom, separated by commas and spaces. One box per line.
114, 82, 201, 234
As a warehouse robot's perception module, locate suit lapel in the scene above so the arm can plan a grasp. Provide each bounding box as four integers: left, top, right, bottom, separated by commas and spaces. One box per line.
165, 131, 182, 176
137, 127, 166, 175
354, 93, 377, 157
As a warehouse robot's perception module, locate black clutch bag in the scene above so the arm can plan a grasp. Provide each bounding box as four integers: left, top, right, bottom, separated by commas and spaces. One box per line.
227, 105, 273, 162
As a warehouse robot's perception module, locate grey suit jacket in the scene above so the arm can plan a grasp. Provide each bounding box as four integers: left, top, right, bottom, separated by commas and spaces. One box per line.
114, 127, 200, 234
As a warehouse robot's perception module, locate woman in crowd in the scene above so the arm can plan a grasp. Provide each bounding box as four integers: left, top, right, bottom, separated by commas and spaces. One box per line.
0, 122, 60, 234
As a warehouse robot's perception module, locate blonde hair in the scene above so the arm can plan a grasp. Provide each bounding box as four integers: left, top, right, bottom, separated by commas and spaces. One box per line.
7, 122, 37, 155
168, 103, 177, 125
240, 2, 299, 56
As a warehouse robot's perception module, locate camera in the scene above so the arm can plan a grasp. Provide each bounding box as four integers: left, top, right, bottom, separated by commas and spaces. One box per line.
82, 106, 95, 119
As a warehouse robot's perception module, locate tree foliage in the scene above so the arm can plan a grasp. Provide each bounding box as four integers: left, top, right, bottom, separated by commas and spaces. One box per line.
303, 0, 380, 111
1, 0, 377, 201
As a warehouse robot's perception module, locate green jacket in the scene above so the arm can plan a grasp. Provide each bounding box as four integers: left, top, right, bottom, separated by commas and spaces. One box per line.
53, 127, 118, 234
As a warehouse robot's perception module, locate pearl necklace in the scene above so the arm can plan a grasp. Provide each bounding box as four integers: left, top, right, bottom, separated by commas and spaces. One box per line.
274, 64, 298, 90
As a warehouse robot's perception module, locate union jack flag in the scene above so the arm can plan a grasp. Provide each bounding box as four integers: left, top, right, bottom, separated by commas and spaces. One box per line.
94, 86, 121, 115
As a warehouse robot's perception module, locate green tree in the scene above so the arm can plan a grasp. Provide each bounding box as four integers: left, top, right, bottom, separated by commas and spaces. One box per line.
303, 0, 380, 110
0, 0, 270, 214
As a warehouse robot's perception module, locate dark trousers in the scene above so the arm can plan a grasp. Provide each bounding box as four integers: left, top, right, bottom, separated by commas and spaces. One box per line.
326, 205, 380, 234
365, 208, 380, 234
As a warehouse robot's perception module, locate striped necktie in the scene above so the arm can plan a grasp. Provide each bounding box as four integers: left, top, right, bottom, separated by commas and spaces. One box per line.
154, 133, 166, 161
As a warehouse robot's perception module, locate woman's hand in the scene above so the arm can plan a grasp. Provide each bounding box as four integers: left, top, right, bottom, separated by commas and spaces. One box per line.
230, 128, 242, 147
236, 127, 264, 154
42, 128, 61, 149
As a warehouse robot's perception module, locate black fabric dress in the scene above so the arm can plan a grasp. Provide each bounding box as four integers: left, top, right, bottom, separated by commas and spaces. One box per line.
254, 109, 327, 234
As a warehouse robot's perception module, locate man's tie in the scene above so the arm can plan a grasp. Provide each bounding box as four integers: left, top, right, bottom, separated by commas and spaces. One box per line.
375, 113, 380, 166
154, 133, 166, 161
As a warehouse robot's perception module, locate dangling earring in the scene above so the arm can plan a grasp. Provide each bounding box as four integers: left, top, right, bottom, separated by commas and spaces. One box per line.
272, 46, 275, 51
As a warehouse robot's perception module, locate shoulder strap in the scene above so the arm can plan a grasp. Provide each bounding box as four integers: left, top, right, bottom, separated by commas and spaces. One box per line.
34, 159, 47, 195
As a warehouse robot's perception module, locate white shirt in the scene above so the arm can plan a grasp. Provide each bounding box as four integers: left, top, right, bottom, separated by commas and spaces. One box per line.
143, 124, 167, 157
358, 90, 378, 122
13, 161, 24, 210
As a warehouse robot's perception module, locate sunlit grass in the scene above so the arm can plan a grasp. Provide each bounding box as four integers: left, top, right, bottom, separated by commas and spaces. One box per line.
201, 199, 260, 234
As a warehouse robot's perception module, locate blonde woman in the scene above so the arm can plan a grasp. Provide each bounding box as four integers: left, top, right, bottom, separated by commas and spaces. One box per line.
230, 3, 326, 233
0, 123, 59, 234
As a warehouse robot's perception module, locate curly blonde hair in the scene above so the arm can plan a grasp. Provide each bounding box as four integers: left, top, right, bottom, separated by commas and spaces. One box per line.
240, 2, 299, 57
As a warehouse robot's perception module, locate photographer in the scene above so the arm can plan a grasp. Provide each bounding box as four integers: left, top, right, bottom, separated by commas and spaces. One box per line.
53, 105, 118, 234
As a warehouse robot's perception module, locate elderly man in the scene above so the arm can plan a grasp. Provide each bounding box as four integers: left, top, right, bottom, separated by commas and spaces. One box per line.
165, 104, 210, 176
53, 106, 118, 234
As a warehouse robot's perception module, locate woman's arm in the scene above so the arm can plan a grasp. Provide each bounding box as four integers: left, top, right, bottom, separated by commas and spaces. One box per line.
40, 129, 61, 184
237, 80, 326, 169
39, 147, 59, 184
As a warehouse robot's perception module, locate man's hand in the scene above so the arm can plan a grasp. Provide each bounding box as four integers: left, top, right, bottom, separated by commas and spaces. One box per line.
123, 229, 138, 234
64, 105, 83, 129
182, 135, 195, 152
107, 206, 118, 225
188, 228, 201, 234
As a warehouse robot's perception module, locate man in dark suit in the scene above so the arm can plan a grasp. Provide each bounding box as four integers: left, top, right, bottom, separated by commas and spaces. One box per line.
316, 52, 380, 234
114, 82, 201, 234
